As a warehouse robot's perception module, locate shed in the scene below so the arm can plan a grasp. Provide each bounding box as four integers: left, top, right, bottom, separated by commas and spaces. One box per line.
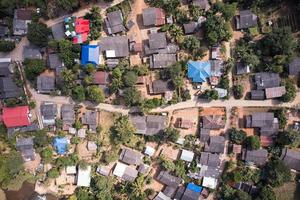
77, 166, 91, 187
48, 53, 62, 69
193, 0, 210, 11
40, 102, 57, 126
202, 115, 225, 129
96, 166, 111, 176
150, 53, 177, 69
156, 171, 182, 187
280, 148, 300, 171
199, 128, 210, 143
243, 149, 268, 166
202, 177, 217, 189
93, 71, 108, 85
77, 128, 86, 138
144, 146, 155, 157
180, 149, 195, 162
87, 141, 97, 151
251, 90, 265, 100
149, 32, 167, 50
183, 22, 199, 34
236, 62, 250, 75
205, 136, 225, 154
66, 166, 76, 174
61, 104, 75, 126
151, 80, 170, 94
235, 10, 258, 29
53, 137, 68, 155
182, 183, 202, 200
119, 148, 143, 165
113, 162, 138, 182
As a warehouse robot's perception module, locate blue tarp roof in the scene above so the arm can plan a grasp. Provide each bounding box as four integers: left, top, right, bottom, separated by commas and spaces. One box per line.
187, 61, 211, 83
187, 183, 202, 193
81, 45, 100, 66
53, 137, 68, 154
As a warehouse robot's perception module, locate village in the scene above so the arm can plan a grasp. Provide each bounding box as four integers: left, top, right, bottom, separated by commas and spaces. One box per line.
0, 0, 300, 200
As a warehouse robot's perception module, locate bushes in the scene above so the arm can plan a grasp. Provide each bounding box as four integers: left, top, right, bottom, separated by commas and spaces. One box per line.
244, 135, 260, 150
281, 79, 296, 102
23, 59, 46, 82
0, 40, 15, 52
233, 85, 244, 99
264, 159, 291, 187
228, 128, 246, 144
84, 6, 103, 40
27, 22, 51, 47
201, 89, 219, 100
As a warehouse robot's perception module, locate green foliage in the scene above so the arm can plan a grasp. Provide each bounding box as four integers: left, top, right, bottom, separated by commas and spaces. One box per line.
0, 152, 23, 188
33, 130, 50, 148
23, 59, 46, 81
72, 85, 86, 102
57, 0, 79, 12
71, 136, 80, 145
204, 15, 232, 45
92, 175, 115, 200
281, 79, 296, 102
174, 9, 189, 25
123, 87, 142, 106
202, 89, 219, 100
86, 85, 105, 103
181, 36, 201, 54
76, 187, 94, 200
140, 98, 163, 112
150, 0, 180, 14
28, 101, 36, 109
264, 159, 291, 187
0, 40, 15, 52
123, 71, 138, 87
244, 135, 260, 150
229, 128, 247, 144
233, 85, 244, 99
260, 27, 296, 57
60, 69, 76, 95
57, 39, 80, 68
41, 147, 53, 163
47, 168, 60, 178
189, 5, 204, 21
213, 2, 237, 21
85, 6, 103, 40
111, 116, 135, 145
275, 109, 287, 129
161, 24, 184, 43
234, 190, 251, 200
102, 149, 119, 164
27, 22, 51, 47
164, 127, 180, 143
174, 160, 187, 179
133, 64, 149, 76
158, 156, 175, 171
56, 154, 78, 167
277, 130, 300, 147
257, 186, 276, 200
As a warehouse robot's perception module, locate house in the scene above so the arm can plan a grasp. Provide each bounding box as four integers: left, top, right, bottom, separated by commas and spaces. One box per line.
142, 8, 165, 26
1, 106, 30, 128
174, 186, 185, 200
235, 10, 258, 30
250, 90, 265, 100
23, 47, 42, 60
243, 149, 268, 166
202, 115, 225, 129
214, 88, 227, 98
149, 53, 177, 69
105, 10, 125, 35
53, 137, 68, 154
81, 110, 97, 131
180, 149, 194, 162
254, 73, 280, 90
187, 61, 211, 83
61, 104, 75, 129
150, 80, 170, 94
153, 192, 171, 200
48, 53, 63, 69
199, 128, 210, 143
260, 135, 273, 147
0, 58, 13, 77
192, 0, 210, 11
246, 112, 275, 128
13, 9, 33, 35
93, 71, 109, 85
77, 166, 91, 187
163, 185, 177, 198
198, 152, 220, 168
289, 57, 300, 75
176, 118, 193, 129
113, 162, 138, 182
40, 102, 57, 126
97, 166, 111, 176
130, 115, 167, 136
156, 171, 182, 188
144, 146, 155, 157
148, 32, 167, 51
234, 182, 258, 195
182, 183, 202, 200
119, 148, 143, 165
51, 22, 65, 40
138, 164, 150, 174
16, 137, 35, 161
66, 166, 76, 174
0, 77, 22, 99
202, 177, 218, 189
64, 17, 90, 44
183, 22, 199, 34
81, 45, 100, 66
236, 62, 250, 75
205, 136, 225, 154
37, 75, 55, 94
99, 36, 129, 58
265, 86, 286, 99
281, 148, 300, 171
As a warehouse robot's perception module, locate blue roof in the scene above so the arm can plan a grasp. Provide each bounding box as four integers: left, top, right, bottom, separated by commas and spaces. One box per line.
81, 45, 100, 66
187, 183, 202, 193
187, 61, 211, 83
53, 137, 68, 154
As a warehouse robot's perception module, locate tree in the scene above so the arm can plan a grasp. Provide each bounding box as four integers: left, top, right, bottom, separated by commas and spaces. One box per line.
57, 0, 79, 12
264, 159, 291, 187
181, 36, 201, 54
158, 156, 175, 171
76, 187, 94, 200
84, 6, 103, 40
244, 135, 260, 150
189, 5, 204, 21
93, 176, 115, 200
277, 130, 300, 147
0, 40, 15, 52
256, 186, 276, 200
102, 149, 119, 164
111, 116, 135, 145
34, 130, 50, 148
86, 85, 105, 103
281, 79, 296, 102
275, 109, 287, 129
233, 85, 244, 99
27, 22, 51, 47
85, 64, 96, 74
41, 147, 53, 163
164, 127, 180, 143
202, 89, 219, 100
260, 27, 296, 57
58, 39, 80, 68
123, 87, 142, 106
213, 2, 237, 21
204, 15, 232, 45
72, 85, 86, 101
23, 59, 46, 81
234, 190, 251, 200
123, 71, 138, 87
234, 39, 260, 68
161, 24, 184, 43
61, 69, 76, 95
229, 128, 247, 144
47, 168, 60, 178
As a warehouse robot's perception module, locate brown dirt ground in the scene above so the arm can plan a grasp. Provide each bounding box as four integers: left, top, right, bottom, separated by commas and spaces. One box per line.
233, 74, 252, 98
157, 144, 180, 161
24, 154, 41, 173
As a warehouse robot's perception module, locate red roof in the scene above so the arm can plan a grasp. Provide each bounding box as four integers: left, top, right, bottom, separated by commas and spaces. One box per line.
93, 71, 108, 85
155, 8, 165, 26
2, 106, 30, 128
75, 18, 90, 34
73, 33, 89, 44
260, 136, 273, 147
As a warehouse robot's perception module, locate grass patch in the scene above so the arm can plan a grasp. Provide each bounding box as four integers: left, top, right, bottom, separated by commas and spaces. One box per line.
274, 181, 300, 200
249, 26, 259, 36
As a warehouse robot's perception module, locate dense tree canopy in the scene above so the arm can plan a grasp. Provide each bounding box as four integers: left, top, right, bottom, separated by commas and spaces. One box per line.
84, 6, 103, 40
86, 85, 105, 103
264, 159, 291, 187
23, 59, 46, 82
0, 40, 15, 52
244, 135, 260, 150
123, 87, 142, 106
28, 22, 51, 47
111, 116, 135, 145
0, 152, 23, 188
229, 128, 247, 144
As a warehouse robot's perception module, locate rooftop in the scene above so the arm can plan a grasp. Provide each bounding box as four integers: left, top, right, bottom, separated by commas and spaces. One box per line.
37, 75, 55, 93
142, 7, 165, 26
119, 148, 143, 165
149, 32, 167, 50
99, 36, 129, 58
187, 61, 211, 83
2, 106, 30, 128
105, 10, 125, 34
236, 10, 258, 29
